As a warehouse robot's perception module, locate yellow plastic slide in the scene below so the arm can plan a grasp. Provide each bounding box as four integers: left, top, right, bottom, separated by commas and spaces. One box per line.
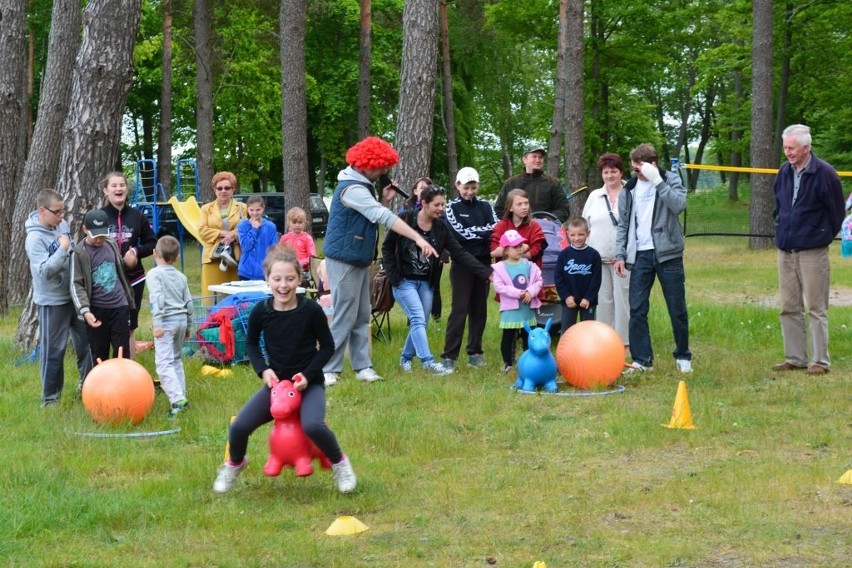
167, 196, 203, 241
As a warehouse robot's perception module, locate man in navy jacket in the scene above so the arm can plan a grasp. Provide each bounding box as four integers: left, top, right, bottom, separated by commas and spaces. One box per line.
772, 124, 845, 375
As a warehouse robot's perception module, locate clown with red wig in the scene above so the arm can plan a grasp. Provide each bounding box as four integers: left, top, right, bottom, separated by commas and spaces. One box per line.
322, 137, 437, 386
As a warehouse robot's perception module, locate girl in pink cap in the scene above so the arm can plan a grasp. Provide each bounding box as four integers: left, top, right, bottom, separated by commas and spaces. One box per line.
491, 229, 543, 373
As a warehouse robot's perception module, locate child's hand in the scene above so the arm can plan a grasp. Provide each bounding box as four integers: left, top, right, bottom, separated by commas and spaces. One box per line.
152, 327, 164, 338
58, 234, 71, 251
292, 373, 308, 391
579, 299, 590, 309
262, 369, 279, 388
83, 312, 101, 328
123, 248, 138, 268
184, 329, 191, 340
566, 296, 577, 308
251, 218, 262, 229
519, 290, 532, 304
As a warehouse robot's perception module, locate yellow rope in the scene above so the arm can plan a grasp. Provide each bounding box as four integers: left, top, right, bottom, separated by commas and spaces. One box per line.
682, 163, 852, 177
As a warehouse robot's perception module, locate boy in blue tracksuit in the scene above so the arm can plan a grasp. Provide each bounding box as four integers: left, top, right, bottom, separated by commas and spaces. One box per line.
25, 189, 93, 406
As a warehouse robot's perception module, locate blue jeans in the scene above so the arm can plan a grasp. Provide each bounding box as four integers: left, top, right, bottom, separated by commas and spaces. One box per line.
628, 250, 690, 366
392, 279, 435, 365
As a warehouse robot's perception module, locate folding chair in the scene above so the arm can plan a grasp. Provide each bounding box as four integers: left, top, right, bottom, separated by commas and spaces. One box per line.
304, 256, 325, 299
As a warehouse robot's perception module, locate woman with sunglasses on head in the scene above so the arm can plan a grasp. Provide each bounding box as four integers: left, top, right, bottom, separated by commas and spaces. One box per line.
198, 172, 248, 299
582, 152, 629, 350
382, 185, 493, 376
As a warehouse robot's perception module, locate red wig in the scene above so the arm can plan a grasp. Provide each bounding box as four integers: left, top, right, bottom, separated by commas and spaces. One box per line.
345, 137, 399, 171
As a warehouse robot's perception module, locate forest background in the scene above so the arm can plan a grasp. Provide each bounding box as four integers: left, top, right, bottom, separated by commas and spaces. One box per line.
2, 0, 852, 337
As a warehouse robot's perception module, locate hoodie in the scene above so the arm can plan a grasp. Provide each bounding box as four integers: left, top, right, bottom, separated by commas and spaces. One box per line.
25, 211, 75, 306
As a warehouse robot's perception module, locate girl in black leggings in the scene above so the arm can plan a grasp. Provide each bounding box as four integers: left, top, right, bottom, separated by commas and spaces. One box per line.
212, 246, 357, 494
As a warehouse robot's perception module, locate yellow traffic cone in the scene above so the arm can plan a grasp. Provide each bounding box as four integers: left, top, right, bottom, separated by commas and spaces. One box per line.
325, 515, 369, 536
533, 562, 548, 568
662, 380, 696, 429
837, 470, 852, 484
223, 416, 236, 462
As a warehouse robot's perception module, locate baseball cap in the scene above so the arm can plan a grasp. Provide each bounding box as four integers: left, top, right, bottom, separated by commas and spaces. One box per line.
524, 144, 547, 156
83, 209, 110, 237
456, 167, 480, 184
499, 229, 527, 248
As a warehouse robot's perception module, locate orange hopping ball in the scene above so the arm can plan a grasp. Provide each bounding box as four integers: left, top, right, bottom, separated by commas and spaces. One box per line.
557, 320, 624, 389
81, 357, 155, 425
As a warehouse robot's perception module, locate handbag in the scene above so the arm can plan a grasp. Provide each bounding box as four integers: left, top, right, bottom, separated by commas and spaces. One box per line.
371, 268, 395, 312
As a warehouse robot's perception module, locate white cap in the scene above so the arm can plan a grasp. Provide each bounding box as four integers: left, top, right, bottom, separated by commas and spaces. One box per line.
456, 167, 479, 184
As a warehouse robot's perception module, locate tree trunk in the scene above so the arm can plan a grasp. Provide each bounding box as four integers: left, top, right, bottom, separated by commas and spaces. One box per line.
687, 87, 715, 191
563, 0, 585, 216
158, 0, 173, 192
11, 0, 81, 309
357, 0, 371, 139
54, 0, 142, 219
439, 0, 458, 187
194, 0, 215, 200
588, 0, 607, 167
749, 0, 774, 249
394, 0, 439, 192
547, 0, 568, 179
0, 0, 28, 315
728, 65, 744, 201
772, 1, 793, 168
280, 0, 311, 224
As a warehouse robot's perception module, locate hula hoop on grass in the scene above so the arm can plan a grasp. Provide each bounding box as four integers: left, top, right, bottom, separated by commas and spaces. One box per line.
68, 428, 181, 439
513, 383, 626, 397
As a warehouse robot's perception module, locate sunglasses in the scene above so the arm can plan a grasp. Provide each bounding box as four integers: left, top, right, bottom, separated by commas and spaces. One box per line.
420, 185, 446, 200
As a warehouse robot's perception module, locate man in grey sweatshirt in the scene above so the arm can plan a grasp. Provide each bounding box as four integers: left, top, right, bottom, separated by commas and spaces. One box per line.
25, 189, 93, 406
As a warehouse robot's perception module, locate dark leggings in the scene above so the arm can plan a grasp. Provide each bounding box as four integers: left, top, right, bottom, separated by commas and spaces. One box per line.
227, 382, 343, 464
500, 327, 530, 366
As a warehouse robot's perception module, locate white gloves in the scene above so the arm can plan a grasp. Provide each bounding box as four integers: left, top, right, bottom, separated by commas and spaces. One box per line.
639, 162, 663, 185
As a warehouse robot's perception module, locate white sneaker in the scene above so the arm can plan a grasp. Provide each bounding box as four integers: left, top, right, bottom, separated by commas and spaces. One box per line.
676, 359, 693, 373
399, 358, 413, 373
324, 372, 339, 386
355, 368, 383, 382
332, 455, 357, 493
624, 363, 654, 374
213, 458, 248, 493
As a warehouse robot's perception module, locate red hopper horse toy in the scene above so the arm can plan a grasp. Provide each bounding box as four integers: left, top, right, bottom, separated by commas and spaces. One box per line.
263, 379, 331, 477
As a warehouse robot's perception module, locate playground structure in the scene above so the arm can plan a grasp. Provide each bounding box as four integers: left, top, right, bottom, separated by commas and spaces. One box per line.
130, 158, 205, 269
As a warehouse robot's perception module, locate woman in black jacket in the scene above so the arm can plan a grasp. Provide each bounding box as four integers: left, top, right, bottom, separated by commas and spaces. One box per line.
382, 185, 492, 376
100, 171, 157, 358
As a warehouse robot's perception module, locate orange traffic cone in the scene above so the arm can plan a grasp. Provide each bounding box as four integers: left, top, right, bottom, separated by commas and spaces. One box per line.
662, 380, 696, 429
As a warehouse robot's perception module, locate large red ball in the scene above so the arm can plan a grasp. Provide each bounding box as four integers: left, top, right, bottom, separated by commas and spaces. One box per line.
81, 358, 155, 425
557, 321, 624, 389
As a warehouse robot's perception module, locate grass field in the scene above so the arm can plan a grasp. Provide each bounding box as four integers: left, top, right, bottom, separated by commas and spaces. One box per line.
1, 234, 850, 567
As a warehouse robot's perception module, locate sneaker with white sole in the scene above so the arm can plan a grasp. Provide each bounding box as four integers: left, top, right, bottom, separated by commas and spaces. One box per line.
424, 362, 453, 376
332, 455, 357, 493
355, 367, 383, 382
468, 354, 486, 368
441, 358, 456, 371
323, 372, 339, 386
213, 458, 248, 493
676, 359, 693, 373
624, 363, 654, 374
399, 358, 413, 373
